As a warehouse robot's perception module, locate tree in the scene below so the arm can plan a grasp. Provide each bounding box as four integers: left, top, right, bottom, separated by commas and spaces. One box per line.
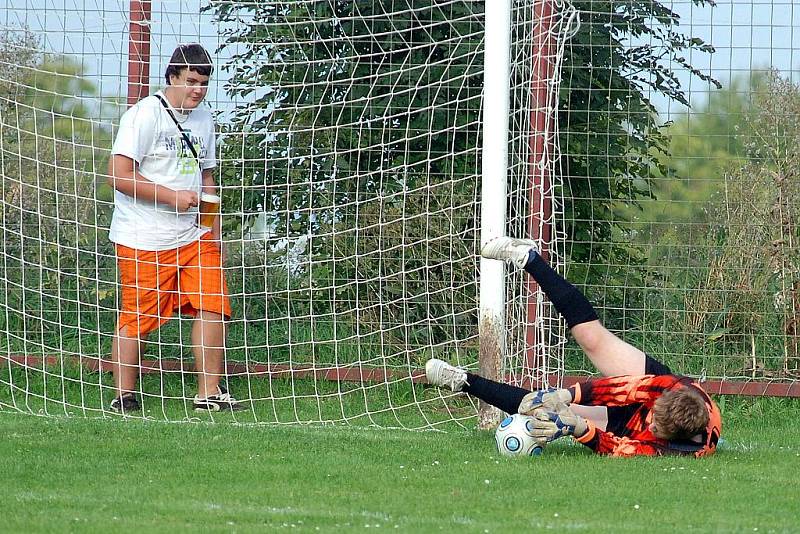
643, 72, 766, 233
206, 0, 717, 343
555, 0, 718, 328
0, 32, 38, 107
675, 71, 800, 376
208, 1, 483, 349
0, 30, 115, 342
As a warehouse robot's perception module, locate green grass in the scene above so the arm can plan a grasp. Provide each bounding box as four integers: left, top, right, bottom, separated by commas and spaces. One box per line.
1, 397, 799, 532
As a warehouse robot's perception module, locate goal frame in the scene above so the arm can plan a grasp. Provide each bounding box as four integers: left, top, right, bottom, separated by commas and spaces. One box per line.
115, 0, 800, 405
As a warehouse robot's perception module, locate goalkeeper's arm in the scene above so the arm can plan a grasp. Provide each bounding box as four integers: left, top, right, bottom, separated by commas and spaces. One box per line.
530, 408, 668, 457
575, 426, 668, 457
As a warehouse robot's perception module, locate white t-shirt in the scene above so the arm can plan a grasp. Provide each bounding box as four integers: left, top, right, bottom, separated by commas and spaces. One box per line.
109, 91, 217, 250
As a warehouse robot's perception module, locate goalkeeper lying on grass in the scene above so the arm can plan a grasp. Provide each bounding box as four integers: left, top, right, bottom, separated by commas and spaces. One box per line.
426, 236, 722, 457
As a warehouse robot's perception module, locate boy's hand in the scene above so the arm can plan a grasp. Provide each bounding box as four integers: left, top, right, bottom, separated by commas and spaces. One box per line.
172, 190, 199, 212
518, 387, 573, 415
529, 407, 589, 442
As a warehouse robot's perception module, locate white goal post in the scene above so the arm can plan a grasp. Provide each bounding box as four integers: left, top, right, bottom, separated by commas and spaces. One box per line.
0, 1, 576, 427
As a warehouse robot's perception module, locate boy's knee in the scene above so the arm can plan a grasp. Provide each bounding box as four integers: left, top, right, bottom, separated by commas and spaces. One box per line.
117, 325, 148, 341
571, 321, 609, 353
197, 310, 224, 323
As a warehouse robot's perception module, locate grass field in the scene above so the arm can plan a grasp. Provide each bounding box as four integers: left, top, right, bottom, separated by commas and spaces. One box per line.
2, 396, 799, 532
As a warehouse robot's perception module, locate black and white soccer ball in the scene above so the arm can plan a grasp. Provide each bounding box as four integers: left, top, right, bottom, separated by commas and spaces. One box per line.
495, 413, 544, 457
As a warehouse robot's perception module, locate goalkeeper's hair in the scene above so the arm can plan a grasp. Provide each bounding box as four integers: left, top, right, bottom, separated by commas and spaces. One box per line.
165, 43, 213, 84
651, 387, 709, 440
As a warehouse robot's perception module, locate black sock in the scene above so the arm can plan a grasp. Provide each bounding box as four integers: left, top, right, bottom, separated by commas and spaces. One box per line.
463, 373, 530, 415
524, 250, 598, 329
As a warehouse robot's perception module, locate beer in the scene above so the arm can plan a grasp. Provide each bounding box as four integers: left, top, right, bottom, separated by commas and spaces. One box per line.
198, 192, 220, 229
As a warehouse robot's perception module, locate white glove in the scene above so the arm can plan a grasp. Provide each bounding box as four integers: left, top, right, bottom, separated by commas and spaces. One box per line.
518, 387, 573, 416
528, 407, 589, 443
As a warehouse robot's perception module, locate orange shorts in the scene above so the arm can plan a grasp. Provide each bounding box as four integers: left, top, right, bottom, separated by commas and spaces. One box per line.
115, 234, 231, 337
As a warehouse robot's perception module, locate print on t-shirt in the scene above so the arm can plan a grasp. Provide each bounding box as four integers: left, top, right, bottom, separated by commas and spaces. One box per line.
163, 130, 207, 176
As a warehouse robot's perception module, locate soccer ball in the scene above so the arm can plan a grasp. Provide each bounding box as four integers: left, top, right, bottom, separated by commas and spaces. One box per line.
495, 413, 544, 457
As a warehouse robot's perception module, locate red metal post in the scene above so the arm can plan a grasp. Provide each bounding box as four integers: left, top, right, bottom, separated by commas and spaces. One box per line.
127, 1, 152, 106
525, 0, 556, 384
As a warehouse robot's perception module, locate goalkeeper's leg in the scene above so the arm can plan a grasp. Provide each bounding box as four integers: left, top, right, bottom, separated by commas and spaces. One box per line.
482, 237, 647, 376
426, 358, 529, 413
426, 358, 611, 429
462, 372, 530, 415
463, 371, 610, 431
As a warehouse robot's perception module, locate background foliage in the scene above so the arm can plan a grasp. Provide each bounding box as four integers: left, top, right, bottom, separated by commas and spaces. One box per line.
208, 1, 484, 353
207, 0, 719, 346
0, 32, 116, 353
649, 71, 800, 377
557, 0, 718, 329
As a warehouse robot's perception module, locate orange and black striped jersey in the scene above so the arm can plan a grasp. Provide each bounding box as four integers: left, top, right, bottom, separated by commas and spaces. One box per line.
570, 374, 722, 458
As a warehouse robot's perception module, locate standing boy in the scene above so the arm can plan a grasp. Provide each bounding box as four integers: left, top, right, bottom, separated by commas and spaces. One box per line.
107, 43, 242, 412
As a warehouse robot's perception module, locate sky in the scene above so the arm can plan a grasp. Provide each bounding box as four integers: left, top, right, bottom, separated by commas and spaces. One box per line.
654, 0, 800, 116
1, 0, 798, 118
0, 0, 223, 108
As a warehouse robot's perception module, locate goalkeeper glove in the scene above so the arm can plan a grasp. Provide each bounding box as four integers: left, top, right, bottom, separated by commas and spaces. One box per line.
518, 387, 573, 416
528, 407, 589, 443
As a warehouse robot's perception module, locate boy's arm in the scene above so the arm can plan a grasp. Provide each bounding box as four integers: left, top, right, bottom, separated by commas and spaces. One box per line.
572, 374, 690, 408
575, 423, 667, 457
107, 154, 197, 212
530, 408, 670, 457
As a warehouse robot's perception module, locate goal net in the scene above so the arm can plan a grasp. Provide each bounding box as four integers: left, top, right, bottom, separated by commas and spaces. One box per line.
0, 1, 578, 426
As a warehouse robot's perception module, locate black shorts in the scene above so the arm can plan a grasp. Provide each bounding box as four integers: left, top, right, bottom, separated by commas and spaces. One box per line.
605, 355, 672, 436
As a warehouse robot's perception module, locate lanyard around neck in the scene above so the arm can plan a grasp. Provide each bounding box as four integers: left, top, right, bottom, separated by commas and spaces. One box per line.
155, 93, 201, 169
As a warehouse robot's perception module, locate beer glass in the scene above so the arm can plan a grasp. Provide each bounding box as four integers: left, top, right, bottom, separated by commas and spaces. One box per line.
198, 192, 220, 230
